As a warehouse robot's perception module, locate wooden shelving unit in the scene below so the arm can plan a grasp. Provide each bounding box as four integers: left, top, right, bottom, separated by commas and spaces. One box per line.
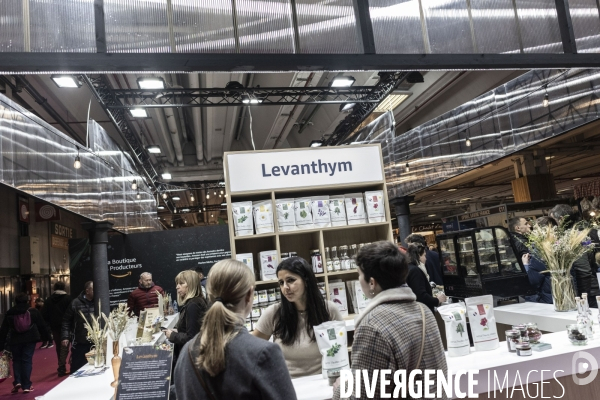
224, 144, 393, 303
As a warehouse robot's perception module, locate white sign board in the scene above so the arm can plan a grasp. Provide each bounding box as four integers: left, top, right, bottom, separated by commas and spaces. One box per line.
226, 146, 383, 193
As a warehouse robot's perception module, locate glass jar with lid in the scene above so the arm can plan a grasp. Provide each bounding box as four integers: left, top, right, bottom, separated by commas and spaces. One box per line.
349, 244, 357, 269
310, 249, 323, 274
331, 246, 341, 271
339, 246, 350, 270
324, 247, 333, 272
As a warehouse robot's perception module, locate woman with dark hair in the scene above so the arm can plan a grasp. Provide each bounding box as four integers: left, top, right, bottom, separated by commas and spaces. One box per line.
253, 256, 343, 377
333, 241, 448, 400
405, 243, 446, 313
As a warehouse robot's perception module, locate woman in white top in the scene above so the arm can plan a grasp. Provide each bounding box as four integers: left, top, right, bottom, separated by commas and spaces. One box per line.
253, 257, 343, 378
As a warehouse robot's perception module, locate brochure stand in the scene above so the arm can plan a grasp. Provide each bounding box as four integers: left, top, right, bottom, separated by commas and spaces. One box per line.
224, 144, 393, 317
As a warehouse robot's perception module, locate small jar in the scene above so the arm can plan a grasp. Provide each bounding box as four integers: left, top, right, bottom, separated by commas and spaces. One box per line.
275, 289, 281, 301
280, 252, 289, 261
525, 322, 542, 344
324, 247, 334, 272
331, 246, 341, 271
251, 307, 261, 318
339, 246, 350, 270
516, 343, 532, 356
253, 292, 259, 305
505, 330, 520, 352
258, 290, 268, 304
267, 289, 277, 302
289, 252, 298, 258
349, 244, 358, 269
512, 324, 527, 342
311, 249, 323, 274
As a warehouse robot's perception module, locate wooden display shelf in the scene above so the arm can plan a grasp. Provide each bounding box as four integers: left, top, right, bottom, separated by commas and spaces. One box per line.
234, 232, 276, 241
326, 270, 359, 277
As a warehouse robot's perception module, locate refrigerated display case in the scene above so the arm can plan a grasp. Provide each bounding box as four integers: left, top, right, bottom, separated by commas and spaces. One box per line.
437, 226, 535, 299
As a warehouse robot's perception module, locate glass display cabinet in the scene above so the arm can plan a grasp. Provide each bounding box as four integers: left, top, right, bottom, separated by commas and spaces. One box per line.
437, 226, 535, 299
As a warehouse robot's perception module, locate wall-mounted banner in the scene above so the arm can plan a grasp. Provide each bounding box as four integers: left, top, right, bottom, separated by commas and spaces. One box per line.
35, 203, 61, 221
458, 205, 507, 222
106, 225, 231, 307
225, 145, 384, 193
51, 235, 69, 250
18, 197, 29, 224
52, 222, 74, 239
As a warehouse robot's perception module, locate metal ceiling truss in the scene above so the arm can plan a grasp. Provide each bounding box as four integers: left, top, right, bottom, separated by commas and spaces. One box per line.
325, 71, 410, 145
80, 75, 161, 192
172, 204, 225, 214
109, 87, 380, 108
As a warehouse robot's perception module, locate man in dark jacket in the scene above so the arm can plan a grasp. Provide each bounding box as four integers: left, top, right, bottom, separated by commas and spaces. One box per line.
61, 281, 95, 372
405, 234, 444, 285
42, 281, 72, 376
508, 216, 531, 258
0, 293, 51, 394
127, 272, 165, 317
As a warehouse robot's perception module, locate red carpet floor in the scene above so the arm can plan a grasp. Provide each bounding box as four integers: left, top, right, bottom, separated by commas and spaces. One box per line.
0, 344, 69, 399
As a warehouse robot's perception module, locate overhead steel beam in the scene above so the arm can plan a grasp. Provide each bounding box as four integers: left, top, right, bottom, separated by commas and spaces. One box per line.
93, 0, 107, 53
108, 86, 380, 108
554, 0, 577, 54
353, 0, 376, 54
2, 53, 600, 73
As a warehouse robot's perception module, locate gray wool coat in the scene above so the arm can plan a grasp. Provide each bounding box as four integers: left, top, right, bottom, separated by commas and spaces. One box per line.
334, 286, 448, 400
174, 327, 297, 400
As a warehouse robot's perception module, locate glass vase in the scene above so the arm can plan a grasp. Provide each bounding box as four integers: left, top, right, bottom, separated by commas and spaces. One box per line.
551, 271, 577, 312
94, 342, 106, 368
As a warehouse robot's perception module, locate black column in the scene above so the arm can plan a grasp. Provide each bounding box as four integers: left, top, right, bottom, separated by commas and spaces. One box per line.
81, 221, 113, 317
392, 196, 414, 247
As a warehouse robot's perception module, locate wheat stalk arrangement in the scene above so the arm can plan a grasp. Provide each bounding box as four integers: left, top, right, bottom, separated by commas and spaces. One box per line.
79, 300, 109, 349
106, 302, 130, 341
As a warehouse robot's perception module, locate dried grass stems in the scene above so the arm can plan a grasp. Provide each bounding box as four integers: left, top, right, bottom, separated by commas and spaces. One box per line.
106, 303, 130, 341
79, 300, 109, 349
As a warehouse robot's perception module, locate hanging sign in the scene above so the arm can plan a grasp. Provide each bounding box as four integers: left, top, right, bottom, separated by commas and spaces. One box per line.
35, 203, 61, 221
458, 205, 507, 222
52, 222, 74, 239
18, 197, 30, 224
225, 145, 384, 193
412, 223, 442, 233
51, 235, 69, 250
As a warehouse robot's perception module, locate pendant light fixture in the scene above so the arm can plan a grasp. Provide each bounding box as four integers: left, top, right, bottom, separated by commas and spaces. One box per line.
74, 147, 81, 169
206, 193, 210, 199
465, 137, 472, 147
136, 191, 141, 200
190, 192, 195, 202
405, 163, 410, 173
543, 93, 549, 107
131, 180, 137, 190
162, 193, 168, 199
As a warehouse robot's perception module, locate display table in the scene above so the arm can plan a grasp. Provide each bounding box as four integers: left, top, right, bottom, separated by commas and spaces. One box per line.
495, 302, 599, 332
40, 314, 178, 400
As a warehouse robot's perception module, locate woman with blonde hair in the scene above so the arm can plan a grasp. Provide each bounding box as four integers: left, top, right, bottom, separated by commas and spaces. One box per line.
174, 259, 296, 400
165, 269, 208, 369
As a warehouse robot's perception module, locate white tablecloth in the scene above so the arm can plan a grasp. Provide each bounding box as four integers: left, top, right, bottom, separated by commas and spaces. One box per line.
495, 302, 599, 332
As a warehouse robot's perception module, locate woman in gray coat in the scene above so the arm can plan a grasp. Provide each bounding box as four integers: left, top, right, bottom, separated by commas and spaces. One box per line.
334, 241, 448, 400
174, 259, 297, 400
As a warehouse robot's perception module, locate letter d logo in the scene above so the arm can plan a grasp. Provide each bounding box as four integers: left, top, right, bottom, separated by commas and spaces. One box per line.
572, 351, 598, 386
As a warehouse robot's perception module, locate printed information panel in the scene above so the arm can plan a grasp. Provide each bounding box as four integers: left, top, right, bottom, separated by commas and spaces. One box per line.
226, 145, 383, 193
116, 345, 172, 400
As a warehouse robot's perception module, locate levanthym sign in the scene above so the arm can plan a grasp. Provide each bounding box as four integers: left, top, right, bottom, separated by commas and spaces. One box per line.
225, 145, 383, 193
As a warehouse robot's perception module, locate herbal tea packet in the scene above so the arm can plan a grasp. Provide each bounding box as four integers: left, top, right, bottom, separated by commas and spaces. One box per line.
311, 196, 331, 228
329, 196, 347, 227
314, 321, 350, 379
253, 200, 274, 234
294, 198, 314, 230
438, 303, 470, 357
364, 190, 385, 223
465, 295, 499, 351
232, 201, 253, 236
344, 194, 367, 225
275, 198, 296, 232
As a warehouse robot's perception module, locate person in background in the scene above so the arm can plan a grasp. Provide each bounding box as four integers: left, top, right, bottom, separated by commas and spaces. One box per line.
0, 293, 52, 394
42, 281, 73, 376
165, 270, 208, 369
127, 272, 165, 317
508, 216, 531, 258
61, 281, 95, 372
406, 243, 447, 313
34, 298, 53, 349
405, 233, 444, 285
195, 267, 207, 298
333, 241, 448, 400
175, 259, 296, 400
253, 257, 343, 378
518, 216, 554, 304
550, 204, 599, 307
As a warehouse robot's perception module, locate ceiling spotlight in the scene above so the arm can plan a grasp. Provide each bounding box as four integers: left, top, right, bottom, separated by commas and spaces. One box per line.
161, 172, 172, 180
184, 219, 187, 224
339, 103, 355, 113
405, 163, 410, 173
310, 140, 323, 147
182, 208, 190, 213
206, 194, 210, 199
465, 137, 472, 147
190, 194, 195, 202
162, 193, 168, 199
331, 76, 355, 87
428, 214, 436, 217
203, 207, 206, 211
170, 222, 173, 227
51, 74, 82, 88
448, 189, 457, 192
172, 196, 181, 201
74, 148, 81, 169
146, 145, 161, 154
131, 180, 137, 190
409, 202, 416, 206
374, 91, 411, 113
220, 190, 223, 195
137, 77, 166, 90
211, 214, 214, 218
573, 178, 581, 181
136, 191, 141, 200
406, 72, 424, 84
213, 191, 217, 196
157, 205, 165, 210
174, 208, 177, 213
224, 194, 228, 198
130, 108, 148, 118
543, 93, 549, 108
590, 211, 596, 217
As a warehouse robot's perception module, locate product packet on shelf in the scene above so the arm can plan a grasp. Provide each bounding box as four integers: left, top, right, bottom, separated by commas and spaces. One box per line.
294, 198, 314, 230
314, 321, 350, 379
465, 295, 499, 351
235, 253, 255, 277
354, 281, 369, 313
259, 250, 278, 281
437, 302, 470, 357
311, 196, 331, 228
232, 201, 254, 236
344, 193, 367, 225
328, 281, 349, 317
275, 198, 296, 232
329, 196, 347, 227
364, 190, 385, 223
252, 200, 274, 234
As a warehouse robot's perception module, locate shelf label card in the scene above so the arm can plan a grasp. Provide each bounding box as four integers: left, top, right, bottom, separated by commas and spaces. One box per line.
226, 146, 383, 193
